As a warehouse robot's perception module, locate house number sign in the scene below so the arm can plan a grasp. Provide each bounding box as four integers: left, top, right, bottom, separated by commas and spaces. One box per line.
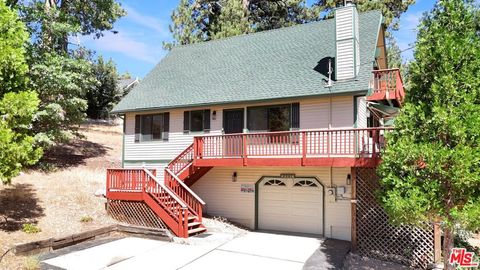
240, 184, 255, 193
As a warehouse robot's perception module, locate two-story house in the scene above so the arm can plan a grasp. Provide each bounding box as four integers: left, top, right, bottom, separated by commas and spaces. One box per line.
105, 3, 416, 261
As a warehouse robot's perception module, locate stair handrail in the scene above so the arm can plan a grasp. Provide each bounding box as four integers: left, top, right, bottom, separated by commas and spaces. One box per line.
165, 168, 206, 205
167, 143, 194, 175
143, 168, 188, 209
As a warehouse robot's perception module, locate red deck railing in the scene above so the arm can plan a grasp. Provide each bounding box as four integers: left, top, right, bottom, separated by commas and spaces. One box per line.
368, 68, 405, 103
193, 127, 391, 163
167, 143, 194, 175
106, 168, 191, 237
165, 169, 205, 222
106, 168, 156, 193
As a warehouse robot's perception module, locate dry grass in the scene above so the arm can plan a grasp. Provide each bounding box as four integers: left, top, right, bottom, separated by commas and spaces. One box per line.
0, 121, 123, 269
22, 257, 40, 270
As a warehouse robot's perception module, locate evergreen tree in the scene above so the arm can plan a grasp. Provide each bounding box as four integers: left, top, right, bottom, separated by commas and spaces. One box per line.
386, 35, 402, 68
313, 0, 415, 31
0, 0, 28, 95
119, 72, 132, 80
86, 56, 121, 119
248, 0, 318, 32
164, 0, 205, 49
165, 0, 317, 48
166, 0, 415, 52
12, 0, 125, 145
0, 1, 42, 183
378, 1, 480, 268
211, 0, 250, 39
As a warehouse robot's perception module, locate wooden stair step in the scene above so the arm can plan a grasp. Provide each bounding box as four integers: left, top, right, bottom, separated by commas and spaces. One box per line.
188, 222, 201, 228
188, 227, 206, 235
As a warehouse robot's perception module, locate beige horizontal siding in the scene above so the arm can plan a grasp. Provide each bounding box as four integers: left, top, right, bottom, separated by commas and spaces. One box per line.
191, 166, 352, 241
123, 95, 357, 164
123, 161, 168, 183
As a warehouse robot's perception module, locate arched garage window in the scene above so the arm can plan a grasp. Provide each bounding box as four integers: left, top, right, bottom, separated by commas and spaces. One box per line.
264, 179, 286, 186
293, 180, 318, 187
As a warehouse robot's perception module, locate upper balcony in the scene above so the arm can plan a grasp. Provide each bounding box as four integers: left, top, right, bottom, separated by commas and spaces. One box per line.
368, 69, 405, 106
192, 127, 391, 168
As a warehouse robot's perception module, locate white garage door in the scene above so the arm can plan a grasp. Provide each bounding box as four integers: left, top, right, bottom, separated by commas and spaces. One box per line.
258, 177, 323, 235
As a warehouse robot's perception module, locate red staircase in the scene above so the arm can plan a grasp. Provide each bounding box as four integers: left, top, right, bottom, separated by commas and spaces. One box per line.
106, 143, 211, 238
167, 144, 212, 186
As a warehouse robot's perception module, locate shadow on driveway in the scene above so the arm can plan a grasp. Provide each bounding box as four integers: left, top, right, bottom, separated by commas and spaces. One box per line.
303, 239, 351, 269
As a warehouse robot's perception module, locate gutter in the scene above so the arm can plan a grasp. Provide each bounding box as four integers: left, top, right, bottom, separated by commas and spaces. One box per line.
111, 89, 370, 114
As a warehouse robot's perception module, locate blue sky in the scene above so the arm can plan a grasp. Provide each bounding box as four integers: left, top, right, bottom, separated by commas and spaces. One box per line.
80, 0, 437, 78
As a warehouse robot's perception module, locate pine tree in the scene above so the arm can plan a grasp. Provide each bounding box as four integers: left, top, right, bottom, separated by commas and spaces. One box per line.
313, 0, 415, 31
165, 0, 317, 48
248, 0, 318, 32
13, 0, 125, 145
211, 0, 250, 39
86, 56, 121, 119
163, 0, 206, 49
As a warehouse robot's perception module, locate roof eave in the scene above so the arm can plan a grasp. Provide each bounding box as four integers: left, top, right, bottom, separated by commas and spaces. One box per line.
110, 88, 369, 114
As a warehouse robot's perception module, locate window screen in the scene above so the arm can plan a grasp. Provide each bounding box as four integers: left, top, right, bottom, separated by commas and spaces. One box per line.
135, 113, 168, 142
247, 104, 292, 132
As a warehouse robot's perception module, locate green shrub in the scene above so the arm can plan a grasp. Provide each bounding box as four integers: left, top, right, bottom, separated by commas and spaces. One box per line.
22, 223, 41, 234
80, 216, 93, 223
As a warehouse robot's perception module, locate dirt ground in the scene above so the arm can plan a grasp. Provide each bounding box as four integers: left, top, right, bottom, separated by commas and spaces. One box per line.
0, 121, 123, 269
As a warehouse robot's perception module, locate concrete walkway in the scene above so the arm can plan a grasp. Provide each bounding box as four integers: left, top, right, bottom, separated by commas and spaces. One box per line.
41, 232, 350, 270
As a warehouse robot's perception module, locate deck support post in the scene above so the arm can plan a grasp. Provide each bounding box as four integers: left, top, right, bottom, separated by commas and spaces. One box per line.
242, 135, 248, 166
433, 222, 442, 266
301, 131, 307, 166
193, 138, 198, 166
183, 208, 189, 238
351, 167, 357, 252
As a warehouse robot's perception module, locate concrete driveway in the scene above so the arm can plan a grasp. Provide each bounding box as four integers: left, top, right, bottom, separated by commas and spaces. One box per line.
42, 232, 350, 270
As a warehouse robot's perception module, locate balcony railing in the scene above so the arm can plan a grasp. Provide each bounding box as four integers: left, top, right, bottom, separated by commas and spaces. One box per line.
192, 128, 391, 167
368, 69, 405, 104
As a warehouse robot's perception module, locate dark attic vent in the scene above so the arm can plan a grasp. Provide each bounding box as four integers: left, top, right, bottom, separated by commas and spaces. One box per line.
314, 56, 336, 82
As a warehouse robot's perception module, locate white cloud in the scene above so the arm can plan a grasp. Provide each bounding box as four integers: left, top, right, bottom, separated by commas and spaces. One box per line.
81, 32, 162, 64
123, 4, 170, 38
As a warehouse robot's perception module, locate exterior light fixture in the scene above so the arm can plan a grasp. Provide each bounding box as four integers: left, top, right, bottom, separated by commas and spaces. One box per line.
346, 174, 352, 185
212, 110, 217, 120
232, 172, 237, 182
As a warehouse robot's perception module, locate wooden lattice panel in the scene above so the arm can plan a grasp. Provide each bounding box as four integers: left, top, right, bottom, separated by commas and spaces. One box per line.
107, 200, 166, 229
355, 168, 434, 268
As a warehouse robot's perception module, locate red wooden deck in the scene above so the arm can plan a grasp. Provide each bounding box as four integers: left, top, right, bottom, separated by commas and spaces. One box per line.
368, 69, 405, 105
193, 127, 391, 168
106, 168, 206, 238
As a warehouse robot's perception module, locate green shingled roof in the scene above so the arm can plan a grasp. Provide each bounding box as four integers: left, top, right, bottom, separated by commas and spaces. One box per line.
113, 10, 382, 113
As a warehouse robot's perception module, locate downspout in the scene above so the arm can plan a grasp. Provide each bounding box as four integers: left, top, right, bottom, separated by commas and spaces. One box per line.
329, 166, 334, 238
329, 94, 333, 129
120, 114, 125, 168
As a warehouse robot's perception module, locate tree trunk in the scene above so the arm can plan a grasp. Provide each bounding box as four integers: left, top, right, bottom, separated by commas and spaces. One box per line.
443, 226, 454, 270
